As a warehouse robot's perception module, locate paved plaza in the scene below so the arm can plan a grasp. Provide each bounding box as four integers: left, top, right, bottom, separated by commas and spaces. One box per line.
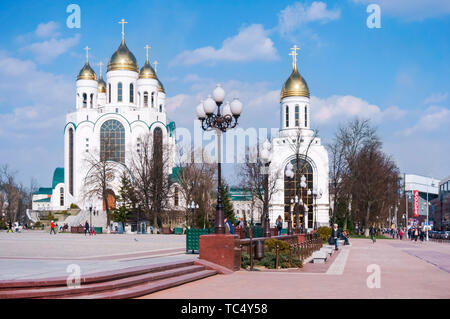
1, 231, 449, 298
142, 238, 450, 299
0, 231, 194, 280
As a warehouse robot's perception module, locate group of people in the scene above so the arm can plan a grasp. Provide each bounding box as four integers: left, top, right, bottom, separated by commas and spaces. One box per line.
6, 221, 25, 233
408, 227, 425, 242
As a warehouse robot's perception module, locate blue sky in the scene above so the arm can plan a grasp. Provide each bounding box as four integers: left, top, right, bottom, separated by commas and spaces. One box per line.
0, 0, 449, 187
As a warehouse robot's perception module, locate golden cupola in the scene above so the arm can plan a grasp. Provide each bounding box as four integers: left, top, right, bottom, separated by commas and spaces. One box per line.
77, 62, 97, 81
139, 60, 157, 79
108, 39, 139, 72
280, 45, 309, 101
98, 75, 106, 93
157, 78, 165, 93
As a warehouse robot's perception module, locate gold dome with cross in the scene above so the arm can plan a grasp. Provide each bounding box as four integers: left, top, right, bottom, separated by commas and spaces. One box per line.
281, 45, 309, 101
77, 46, 97, 81
107, 19, 139, 72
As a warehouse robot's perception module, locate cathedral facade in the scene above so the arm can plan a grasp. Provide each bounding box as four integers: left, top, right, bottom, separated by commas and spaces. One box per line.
267, 47, 330, 230
63, 23, 176, 212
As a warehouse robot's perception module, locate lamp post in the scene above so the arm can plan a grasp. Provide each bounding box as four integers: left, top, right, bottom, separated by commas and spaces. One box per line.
187, 201, 199, 228
289, 196, 298, 235
311, 188, 323, 231
196, 84, 243, 234
89, 204, 93, 233
260, 140, 272, 238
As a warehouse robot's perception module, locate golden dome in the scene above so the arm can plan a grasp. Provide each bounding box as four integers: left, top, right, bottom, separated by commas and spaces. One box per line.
107, 40, 138, 72
77, 62, 97, 81
139, 60, 157, 79
157, 78, 165, 93
280, 65, 309, 101
98, 75, 106, 93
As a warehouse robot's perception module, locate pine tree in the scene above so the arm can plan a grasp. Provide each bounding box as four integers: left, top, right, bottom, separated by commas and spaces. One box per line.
221, 182, 236, 225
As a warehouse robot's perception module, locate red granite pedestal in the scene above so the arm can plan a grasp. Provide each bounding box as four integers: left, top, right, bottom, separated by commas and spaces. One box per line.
199, 234, 241, 271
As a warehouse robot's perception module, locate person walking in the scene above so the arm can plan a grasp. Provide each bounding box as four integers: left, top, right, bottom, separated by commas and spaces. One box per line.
224, 218, 234, 235
50, 220, 56, 235
399, 229, 404, 240
276, 215, 283, 236
370, 226, 376, 243
331, 224, 339, 250
84, 220, 90, 236
414, 227, 419, 242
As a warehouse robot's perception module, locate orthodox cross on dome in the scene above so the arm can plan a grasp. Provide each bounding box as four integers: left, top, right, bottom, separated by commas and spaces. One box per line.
98, 61, 104, 77
84, 46, 91, 63
144, 45, 151, 62
118, 19, 128, 41
289, 44, 300, 70
153, 60, 159, 73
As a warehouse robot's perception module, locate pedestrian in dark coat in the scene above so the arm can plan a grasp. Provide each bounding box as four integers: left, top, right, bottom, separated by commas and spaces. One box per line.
331, 224, 339, 250
84, 220, 90, 236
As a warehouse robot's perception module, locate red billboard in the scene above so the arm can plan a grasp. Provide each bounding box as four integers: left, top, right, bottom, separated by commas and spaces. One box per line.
413, 190, 419, 217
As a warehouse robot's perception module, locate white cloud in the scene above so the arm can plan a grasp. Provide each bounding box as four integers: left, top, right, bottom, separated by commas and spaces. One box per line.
170, 24, 278, 66
278, 1, 341, 36
310, 95, 403, 124
424, 92, 448, 104
0, 52, 73, 135
400, 106, 450, 136
352, 0, 450, 21
22, 34, 81, 64
35, 21, 60, 38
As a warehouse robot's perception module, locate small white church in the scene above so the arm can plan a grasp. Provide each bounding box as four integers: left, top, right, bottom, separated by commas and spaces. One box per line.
267, 46, 330, 230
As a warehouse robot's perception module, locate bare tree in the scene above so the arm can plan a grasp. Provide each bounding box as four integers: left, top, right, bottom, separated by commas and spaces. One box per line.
81, 139, 118, 226
175, 147, 215, 228
240, 141, 281, 225
130, 131, 172, 229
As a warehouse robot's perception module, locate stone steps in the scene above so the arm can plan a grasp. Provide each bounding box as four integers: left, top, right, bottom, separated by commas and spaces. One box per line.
0, 260, 217, 299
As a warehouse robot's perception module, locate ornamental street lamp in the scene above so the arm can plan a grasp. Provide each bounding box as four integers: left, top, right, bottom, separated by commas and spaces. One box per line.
187, 201, 199, 228
260, 140, 272, 237
289, 196, 299, 235
196, 84, 243, 234
310, 188, 323, 231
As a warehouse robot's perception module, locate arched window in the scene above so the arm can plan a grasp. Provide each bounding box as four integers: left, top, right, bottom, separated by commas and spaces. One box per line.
82, 93, 87, 108
285, 105, 289, 127
144, 91, 148, 107
90, 94, 94, 108
174, 186, 179, 207
60, 187, 64, 207
138, 92, 141, 106
284, 158, 313, 229
295, 105, 299, 127
304, 106, 308, 127
129, 83, 134, 103
108, 84, 111, 103
153, 127, 163, 161
117, 82, 123, 102
159, 104, 162, 112
100, 120, 125, 163
151, 92, 155, 107
68, 128, 74, 195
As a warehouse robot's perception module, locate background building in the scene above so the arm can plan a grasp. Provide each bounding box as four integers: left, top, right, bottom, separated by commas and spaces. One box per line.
431, 176, 450, 231
400, 174, 439, 227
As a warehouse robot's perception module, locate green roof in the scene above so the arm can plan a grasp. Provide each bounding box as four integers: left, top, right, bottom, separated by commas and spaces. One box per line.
230, 188, 253, 201
33, 187, 53, 195
169, 167, 182, 183
34, 197, 50, 203
52, 168, 64, 189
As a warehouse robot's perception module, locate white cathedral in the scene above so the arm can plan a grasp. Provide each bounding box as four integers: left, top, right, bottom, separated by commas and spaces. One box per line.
32, 21, 177, 221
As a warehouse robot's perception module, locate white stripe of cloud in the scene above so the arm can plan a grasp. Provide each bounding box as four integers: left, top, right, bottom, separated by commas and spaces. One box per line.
170, 24, 278, 66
